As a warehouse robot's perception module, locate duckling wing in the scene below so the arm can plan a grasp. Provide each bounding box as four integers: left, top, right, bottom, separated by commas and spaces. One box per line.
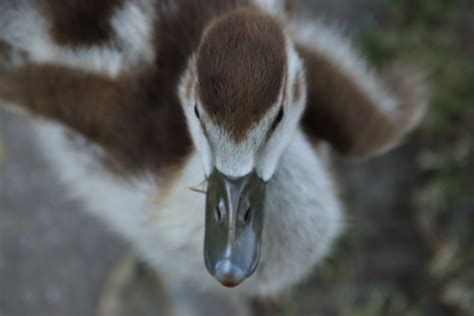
289, 19, 427, 159
0, 0, 156, 77
0, 0, 192, 173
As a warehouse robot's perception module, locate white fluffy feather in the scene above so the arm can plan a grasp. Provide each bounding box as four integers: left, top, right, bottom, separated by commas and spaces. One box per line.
253, 0, 288, 19
0, 1, 155, 77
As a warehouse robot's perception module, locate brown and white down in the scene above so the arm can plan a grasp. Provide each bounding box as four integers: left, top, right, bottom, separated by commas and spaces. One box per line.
0, 0, 427, 306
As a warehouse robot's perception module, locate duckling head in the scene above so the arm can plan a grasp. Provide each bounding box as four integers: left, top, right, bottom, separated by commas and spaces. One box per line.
179, 8, 306, 287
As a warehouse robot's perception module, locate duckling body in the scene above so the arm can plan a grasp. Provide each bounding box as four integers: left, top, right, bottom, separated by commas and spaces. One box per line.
33, 121, 342, 297
0, 0, 425, 303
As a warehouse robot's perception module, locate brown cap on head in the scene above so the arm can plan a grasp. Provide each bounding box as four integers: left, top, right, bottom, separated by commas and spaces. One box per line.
197, 8, 287, 142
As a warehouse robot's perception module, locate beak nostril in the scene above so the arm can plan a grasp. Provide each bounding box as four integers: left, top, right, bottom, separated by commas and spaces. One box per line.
215, 207, 222, 223
243, 207, 252, 225
215, 200, 224, 223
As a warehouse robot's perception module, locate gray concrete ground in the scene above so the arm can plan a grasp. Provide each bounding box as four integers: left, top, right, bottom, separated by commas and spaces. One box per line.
0, 109, 126, 316
0, 1, 390, 315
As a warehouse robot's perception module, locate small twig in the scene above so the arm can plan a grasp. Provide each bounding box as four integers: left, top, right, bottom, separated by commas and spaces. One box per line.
189, 178, 208, 195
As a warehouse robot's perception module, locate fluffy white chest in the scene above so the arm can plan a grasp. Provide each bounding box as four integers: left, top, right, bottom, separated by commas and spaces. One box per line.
32, 121, 343, 297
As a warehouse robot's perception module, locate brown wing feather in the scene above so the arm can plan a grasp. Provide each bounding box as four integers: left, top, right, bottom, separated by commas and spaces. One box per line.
0, 47, 192, 174
37, 0, 124, 46
297, 43, 427, 159
0, 0, 203, 174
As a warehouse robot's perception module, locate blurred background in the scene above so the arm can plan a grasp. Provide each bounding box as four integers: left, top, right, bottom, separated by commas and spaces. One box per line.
0, 0, 473, 315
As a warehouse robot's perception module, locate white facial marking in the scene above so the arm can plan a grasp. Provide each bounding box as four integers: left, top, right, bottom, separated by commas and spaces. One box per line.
205, 103, 281, 178
178, 57, 214, 176
257, 41, 306, 180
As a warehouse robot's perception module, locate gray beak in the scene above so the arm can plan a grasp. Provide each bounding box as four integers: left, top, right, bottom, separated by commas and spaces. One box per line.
204, 169, 266, 287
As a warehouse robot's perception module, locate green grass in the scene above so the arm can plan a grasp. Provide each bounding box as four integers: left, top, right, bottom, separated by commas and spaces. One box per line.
284, 1, 474, 315
0, 136, 5, 166
359, 1, 474, 314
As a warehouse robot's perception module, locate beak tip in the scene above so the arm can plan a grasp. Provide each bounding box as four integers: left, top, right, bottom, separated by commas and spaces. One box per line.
213, 259, 247, 288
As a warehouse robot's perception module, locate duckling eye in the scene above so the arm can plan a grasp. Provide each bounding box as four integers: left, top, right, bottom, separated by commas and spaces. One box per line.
268, 107, 284, 135
275, 107, 284, 125
194, 104, 200, 119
